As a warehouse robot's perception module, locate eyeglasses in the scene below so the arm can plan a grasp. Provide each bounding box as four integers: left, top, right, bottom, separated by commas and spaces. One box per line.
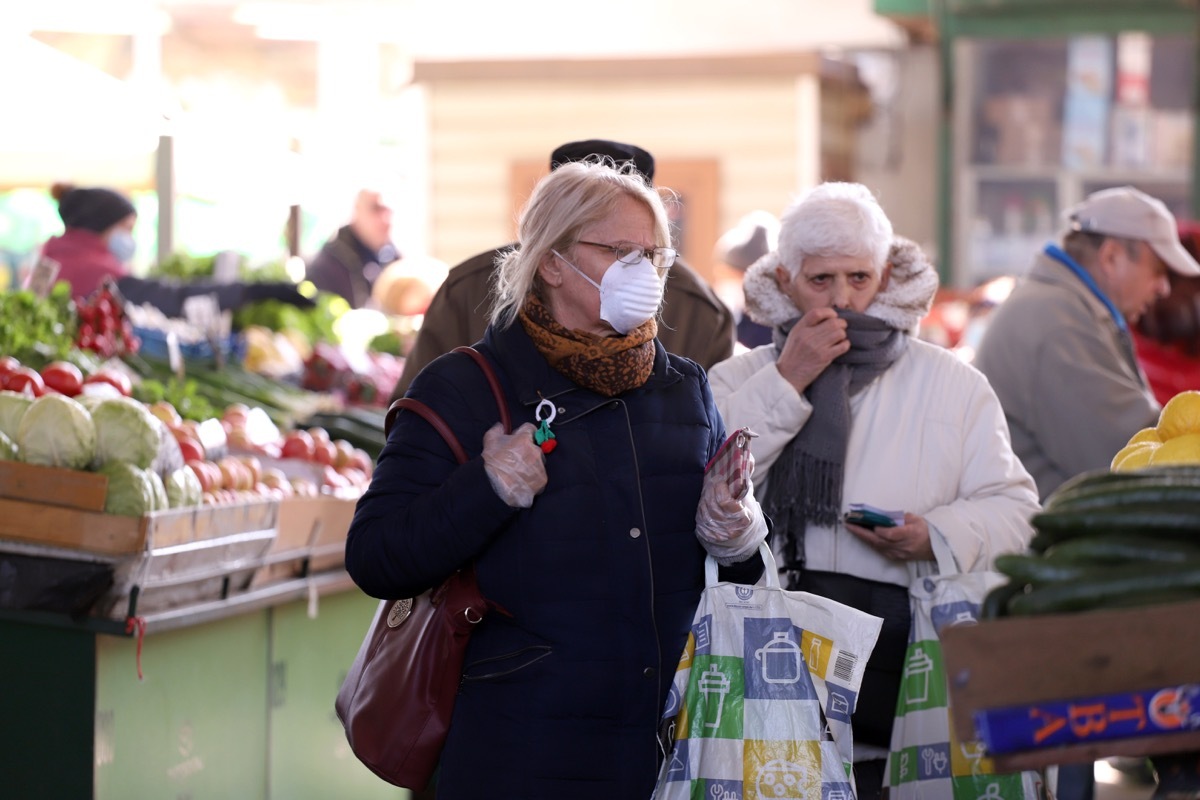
576, 240, 677, 272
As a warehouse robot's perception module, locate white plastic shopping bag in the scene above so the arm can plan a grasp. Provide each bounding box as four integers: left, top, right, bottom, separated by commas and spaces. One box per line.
885, 570, 1047, 799
653, 544, 883, 800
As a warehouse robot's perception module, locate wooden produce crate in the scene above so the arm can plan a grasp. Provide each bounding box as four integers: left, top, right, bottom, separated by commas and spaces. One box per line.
0, 491, 280, 619
250, 494, 356, 587
941, 598, 1200, 772
0, 460, 108, 512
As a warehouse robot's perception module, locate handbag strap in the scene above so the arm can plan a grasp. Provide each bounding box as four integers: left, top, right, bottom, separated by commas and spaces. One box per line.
384, 346, 511, 462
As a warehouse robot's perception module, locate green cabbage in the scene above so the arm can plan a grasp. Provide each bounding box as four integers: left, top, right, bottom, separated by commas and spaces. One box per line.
91, 397, 160, 469
99, 462, 155, 517
0, 430, 16, 461
146, 470, 169, 512
16, 395, 96, 469
0, 391, 32, 440
165, 466, 203, 508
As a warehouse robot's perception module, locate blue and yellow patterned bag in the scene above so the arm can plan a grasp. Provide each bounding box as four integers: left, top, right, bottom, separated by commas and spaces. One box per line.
653, 544, 883, 800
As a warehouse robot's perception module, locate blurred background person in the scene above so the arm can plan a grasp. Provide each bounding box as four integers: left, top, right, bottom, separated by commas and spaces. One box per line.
306, 186, 399, 308
1133, 221, 1200, 405
41, 182, 137, 302
389, 138, 735, 401
712, 209, 780, 350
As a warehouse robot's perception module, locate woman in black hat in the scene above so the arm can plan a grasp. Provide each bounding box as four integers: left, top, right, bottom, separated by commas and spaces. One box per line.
41, 182, 137, 301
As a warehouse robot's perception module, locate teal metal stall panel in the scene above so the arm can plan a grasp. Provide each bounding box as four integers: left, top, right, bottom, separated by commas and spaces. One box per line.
94, 611, 271, 799
268, 590, 406, 799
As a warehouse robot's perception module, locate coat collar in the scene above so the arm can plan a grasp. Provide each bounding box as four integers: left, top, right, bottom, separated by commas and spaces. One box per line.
483, 318, 683, 409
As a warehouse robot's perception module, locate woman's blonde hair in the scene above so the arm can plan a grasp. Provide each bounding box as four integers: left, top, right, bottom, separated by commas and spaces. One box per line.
490, 160, 672, 329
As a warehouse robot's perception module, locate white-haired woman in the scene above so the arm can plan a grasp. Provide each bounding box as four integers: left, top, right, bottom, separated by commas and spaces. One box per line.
346, 160, 768, 800
708, 182, 1039, 799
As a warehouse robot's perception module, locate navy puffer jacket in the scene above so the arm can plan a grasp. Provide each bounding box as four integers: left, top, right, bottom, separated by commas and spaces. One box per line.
345, 320, 760, 799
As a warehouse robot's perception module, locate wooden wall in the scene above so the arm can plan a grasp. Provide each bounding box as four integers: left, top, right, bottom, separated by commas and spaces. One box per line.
415, 58, 832, 278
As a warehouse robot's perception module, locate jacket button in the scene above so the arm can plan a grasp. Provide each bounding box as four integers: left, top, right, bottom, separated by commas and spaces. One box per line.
643, 667, 655, 678
629, 527, 641, 539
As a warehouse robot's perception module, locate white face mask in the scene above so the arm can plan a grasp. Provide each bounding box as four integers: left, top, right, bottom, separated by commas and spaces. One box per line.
553, 250, 664, 334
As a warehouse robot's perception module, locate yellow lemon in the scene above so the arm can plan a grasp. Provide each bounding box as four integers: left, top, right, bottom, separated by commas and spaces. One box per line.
1128, 427, 1162, 446
1157, 391, 1200, 441
1111, 441, 1159, 471
1147, 432, 1200, 466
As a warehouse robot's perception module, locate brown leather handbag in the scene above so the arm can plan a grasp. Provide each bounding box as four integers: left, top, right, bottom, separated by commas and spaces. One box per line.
336, 346, 511, 790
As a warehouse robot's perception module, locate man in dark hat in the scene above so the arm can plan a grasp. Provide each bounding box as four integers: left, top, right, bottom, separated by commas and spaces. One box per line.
389, 139, 735, 401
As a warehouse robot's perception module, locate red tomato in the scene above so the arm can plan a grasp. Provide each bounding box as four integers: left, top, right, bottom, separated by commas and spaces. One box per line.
311, 439, 337, 467
0, 356, 20, 387
6, 367, 45, 397
83, 369, 132, 397
280, 430, 315, 460
177, 438, 206, 463
40, 361, 84, 397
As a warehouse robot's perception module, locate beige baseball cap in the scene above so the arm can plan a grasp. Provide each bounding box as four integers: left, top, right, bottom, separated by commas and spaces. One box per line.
1064, 186, 1200, 277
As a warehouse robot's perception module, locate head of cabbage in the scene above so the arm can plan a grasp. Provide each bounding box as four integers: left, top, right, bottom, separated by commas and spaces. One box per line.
91, 397, 160, 470
99, 462, 156, 517
165, 466, 203, 508
16, 394, 96, 470
0, 429, 17, 461
0, 390, 33, 441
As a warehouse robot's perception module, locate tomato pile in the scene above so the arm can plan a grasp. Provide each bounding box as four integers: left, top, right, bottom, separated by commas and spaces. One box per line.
0, 355, 132, 398
76, 283, 140, 358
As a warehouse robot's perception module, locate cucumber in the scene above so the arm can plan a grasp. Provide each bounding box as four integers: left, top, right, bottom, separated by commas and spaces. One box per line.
993, 553, 1093, 585
1047, 483, 1200, 514
1051, 465, 1200, 510
1031, 503, 1200, 545
1007, 562, 1200, 615
1045, 535, 1200, 566
980, 580, 1026, 620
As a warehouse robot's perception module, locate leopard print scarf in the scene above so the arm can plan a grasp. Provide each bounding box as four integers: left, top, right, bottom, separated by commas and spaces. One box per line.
518, 294, 657, 397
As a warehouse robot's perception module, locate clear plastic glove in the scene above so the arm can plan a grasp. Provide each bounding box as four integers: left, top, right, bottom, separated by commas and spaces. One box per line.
695, 462, 768, 566
482, 422, 547, 508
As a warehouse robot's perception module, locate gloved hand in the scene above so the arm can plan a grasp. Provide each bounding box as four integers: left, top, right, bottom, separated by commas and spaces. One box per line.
482, 422, 547, 508
695, 459, 768, 565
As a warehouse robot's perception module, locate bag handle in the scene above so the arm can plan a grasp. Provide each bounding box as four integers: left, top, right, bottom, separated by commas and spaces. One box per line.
704, 542, 780, 589
383, 346, 511, 461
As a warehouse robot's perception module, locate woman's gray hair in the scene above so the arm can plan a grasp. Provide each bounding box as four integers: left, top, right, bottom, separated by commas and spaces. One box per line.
489, 160, 671, 329
777, 182, 893, 278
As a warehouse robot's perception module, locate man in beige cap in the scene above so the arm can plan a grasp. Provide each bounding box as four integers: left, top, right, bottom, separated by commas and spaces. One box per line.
975, 186, 1200, 504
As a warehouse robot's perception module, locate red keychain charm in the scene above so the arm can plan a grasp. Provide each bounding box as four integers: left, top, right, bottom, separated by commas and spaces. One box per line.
533, 398, 557, 454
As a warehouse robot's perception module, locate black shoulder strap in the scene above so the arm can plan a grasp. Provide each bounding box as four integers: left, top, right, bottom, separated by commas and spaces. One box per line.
383, 346, 511, 461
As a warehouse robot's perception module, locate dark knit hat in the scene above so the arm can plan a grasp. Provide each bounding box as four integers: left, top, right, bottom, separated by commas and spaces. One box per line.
53, 184, 136, 234
549, 139, 656, 185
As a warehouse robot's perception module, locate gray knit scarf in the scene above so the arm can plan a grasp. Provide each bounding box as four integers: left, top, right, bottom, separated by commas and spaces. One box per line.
761, 308, 907, 572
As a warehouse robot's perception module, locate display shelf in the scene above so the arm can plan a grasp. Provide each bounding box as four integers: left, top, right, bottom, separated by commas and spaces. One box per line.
950, 31, 1195, 286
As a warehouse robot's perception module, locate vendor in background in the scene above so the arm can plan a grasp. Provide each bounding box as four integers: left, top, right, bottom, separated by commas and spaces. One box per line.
1133, 221, 1200, 405
41, 182, 137, 302
305, 187, 399, 309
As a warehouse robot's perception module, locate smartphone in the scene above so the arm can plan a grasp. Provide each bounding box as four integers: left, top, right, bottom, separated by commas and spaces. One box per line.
843, 509, 899, 530
704, 427, 756, 501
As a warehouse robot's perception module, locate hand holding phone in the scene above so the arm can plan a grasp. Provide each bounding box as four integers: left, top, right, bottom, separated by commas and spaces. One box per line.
843, 503, 903, 531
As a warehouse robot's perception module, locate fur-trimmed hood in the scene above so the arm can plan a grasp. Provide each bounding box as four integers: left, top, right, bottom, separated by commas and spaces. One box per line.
742, 236, 939, 335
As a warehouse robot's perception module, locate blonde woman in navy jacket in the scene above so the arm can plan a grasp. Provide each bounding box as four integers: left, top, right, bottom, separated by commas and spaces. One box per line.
346, 160, 768, 800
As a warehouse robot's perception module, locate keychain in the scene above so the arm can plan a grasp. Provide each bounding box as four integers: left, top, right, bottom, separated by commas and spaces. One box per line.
533, 398, 557, 454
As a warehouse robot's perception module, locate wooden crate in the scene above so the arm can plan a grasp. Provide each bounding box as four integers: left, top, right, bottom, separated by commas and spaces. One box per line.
941, 598, 1200, 771
0, 460, 107, 511
249, 495, 356, 587
0, 496, 279, 557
